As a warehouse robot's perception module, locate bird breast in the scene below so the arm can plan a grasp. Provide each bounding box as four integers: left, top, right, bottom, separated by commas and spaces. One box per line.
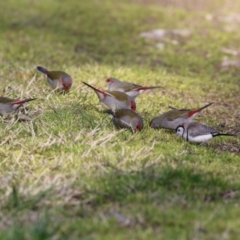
187, 134, 213, 143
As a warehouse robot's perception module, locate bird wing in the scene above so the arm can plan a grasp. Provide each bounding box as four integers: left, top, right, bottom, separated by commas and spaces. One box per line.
166, 110, 189, 121
122, 82, 142, 92
169, 106, 191, 111
113, 116, 132, 128
0, 97, 16, 103
47, 71, 66, 79
106, 91, 129, 101
188, 122, 218, 137
115, 109, 138, 119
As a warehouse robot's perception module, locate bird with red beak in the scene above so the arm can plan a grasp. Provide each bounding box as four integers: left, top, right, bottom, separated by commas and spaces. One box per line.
37, 66, 72, 93
150, 103, 213, 130
106, 109, 144, 132
106, 77, 162, 98
83, 82, 136, 111
0, 97, 36, 116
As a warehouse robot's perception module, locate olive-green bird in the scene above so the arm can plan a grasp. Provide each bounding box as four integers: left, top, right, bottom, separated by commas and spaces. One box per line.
106, 109, 144, 132
106, 77, 162, 98
0, 97, 36, 116
37, 66, 72, 92
150, 103, 213, 130
83, 82, 136, 111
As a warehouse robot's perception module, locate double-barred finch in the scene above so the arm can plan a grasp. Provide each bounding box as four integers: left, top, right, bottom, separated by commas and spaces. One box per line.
106, 77, 162, 98
37, 66, 73, 93
176, 122, 236, 144
149, 103, 213, 130
82, 82, 136, 112
106, 109, 144, 132
0, 97, 36, 116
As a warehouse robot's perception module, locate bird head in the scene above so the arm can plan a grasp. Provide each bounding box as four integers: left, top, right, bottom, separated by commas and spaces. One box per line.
135, 120, 143, 132
62, 74, 72, 90
149, 116, 164, 128
106, 78, 121, 90
106, 78, 114, 83
176, 125, 185, 136
130, 100, 136, 111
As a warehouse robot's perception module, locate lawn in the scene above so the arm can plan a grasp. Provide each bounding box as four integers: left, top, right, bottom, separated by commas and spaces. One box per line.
0, 0, 240, 239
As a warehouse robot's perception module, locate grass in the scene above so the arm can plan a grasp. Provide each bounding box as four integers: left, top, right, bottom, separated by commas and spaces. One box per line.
0, 0, 240, 239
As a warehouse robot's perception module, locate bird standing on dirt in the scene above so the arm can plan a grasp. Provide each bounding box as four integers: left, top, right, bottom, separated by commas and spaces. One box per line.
37, 66, 73, 93
83, 82, 136, 111
0, 97, 36, 116
176, 122, 235, 144
106, 77, 162, 98
149, 103, 212, 130
106, 109, 144, 132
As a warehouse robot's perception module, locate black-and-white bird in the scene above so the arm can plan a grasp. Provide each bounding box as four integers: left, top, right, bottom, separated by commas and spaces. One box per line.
176, 122, 235, 144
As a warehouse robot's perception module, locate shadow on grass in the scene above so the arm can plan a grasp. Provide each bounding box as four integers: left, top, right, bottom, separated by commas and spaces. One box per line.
4, 165, 239, 213
90, 165, 239, 205
1, 165, 239, 239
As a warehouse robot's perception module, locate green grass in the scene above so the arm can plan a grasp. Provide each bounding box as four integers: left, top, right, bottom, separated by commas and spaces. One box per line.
0, 0, 240, 239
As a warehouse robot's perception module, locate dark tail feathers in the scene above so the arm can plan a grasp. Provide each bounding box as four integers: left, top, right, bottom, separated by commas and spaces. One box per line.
104, 109, 115, 117
214, 132, 236, 137
14, 98, 37, 105
137, 86, 162, 91
198, 102, 213, 112
37, 66, 48, 74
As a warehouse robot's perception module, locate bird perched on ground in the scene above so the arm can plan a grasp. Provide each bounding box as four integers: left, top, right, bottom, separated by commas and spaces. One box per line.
106, 109, 144, 132
0, 97, 36, 116
176, 122, 235, 144
82, 82, 136, 111
37, 66, 72, 93
106, 77, 162, 98
149, 103, 212, 130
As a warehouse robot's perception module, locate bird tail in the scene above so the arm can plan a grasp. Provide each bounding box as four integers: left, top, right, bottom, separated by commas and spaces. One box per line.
146, 86, 163, 90
136, 86, 162, 92
188, 102, 213, 118
104, 109, 115, 117
37, 66, 48, 74
82, 82, 107, 98
168, 106, 179, 110
13, 98, 37, 105
12, 98, 36, 110
215, 133, 236, 137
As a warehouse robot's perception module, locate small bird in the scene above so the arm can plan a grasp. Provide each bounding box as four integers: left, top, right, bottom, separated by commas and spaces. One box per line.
0, 97, 36, 116
106, 77, 162, 98
149, 103, 213, 130
176, 122, 235, 144
37, 66, 72, 93
106, 109, 144, 132
83, 82, 136, 111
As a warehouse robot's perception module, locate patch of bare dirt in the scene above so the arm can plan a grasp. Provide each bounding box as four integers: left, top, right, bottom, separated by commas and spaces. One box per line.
213, 142, 240, 154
